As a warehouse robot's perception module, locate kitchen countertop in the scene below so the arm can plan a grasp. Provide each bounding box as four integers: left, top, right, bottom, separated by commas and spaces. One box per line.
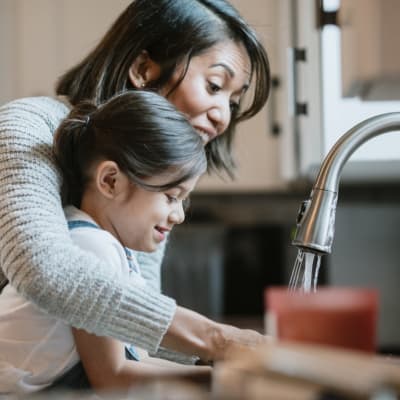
189, 182, 400, 227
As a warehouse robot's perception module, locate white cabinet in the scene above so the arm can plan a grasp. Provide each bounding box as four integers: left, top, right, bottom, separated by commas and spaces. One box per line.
0, 0, 131, 102
340, 0, 400, 100
276, 0, 400, 183
0, 1, 16, 105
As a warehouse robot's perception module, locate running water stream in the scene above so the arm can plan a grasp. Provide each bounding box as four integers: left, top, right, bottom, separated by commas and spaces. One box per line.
288, 249, 322, 292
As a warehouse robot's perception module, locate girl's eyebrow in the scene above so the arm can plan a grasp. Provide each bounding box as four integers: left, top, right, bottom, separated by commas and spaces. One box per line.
168, 185, 184, 195
174, 184, 193, 197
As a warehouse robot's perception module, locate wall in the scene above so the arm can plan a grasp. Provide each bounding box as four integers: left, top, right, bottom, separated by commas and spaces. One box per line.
329, 199, 400, 349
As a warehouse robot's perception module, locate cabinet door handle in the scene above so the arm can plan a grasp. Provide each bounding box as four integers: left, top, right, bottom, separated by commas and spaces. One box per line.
316, 0, 339, 28
287, 47, 296, 118
288, 47, 308, 117
269, 75, 281, 136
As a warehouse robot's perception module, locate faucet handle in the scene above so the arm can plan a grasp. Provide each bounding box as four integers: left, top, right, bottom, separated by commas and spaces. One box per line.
296, 199, 311, 225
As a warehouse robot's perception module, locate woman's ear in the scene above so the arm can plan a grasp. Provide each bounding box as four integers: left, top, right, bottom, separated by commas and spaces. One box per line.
95, 160, 123, 199
128, 50, 161, 88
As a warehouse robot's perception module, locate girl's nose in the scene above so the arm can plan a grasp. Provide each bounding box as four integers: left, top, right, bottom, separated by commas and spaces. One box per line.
169, 202, 185, 225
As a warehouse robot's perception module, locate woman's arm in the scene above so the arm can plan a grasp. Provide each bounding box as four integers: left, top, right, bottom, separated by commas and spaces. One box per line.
72, 328, 211, 393
0, 97, 175, 352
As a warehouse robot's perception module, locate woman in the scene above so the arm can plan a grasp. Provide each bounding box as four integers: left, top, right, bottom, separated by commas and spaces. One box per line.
0, 0, 270, 364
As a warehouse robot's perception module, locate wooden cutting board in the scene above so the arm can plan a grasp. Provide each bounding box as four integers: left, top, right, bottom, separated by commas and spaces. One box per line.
213, 340, 400, 399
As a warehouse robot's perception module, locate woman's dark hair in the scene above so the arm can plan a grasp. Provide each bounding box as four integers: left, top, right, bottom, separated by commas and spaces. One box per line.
53, 91, 206, 207
55, 0, 270, 178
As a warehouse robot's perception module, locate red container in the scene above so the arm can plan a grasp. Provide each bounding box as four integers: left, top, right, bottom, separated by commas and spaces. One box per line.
265, 287, 378, 353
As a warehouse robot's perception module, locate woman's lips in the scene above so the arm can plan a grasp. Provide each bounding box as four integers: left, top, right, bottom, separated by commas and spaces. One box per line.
196, 128, 217, 144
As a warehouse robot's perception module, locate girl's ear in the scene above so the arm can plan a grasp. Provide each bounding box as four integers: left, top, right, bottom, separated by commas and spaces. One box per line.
128, 50, 161, 88
95, 160, 123, 199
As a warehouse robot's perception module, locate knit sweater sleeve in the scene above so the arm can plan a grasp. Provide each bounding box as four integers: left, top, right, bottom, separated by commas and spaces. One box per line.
0, 97, 176, 353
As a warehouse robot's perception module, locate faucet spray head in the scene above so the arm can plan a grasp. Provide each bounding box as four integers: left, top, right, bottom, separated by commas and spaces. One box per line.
292, 188, 338, 255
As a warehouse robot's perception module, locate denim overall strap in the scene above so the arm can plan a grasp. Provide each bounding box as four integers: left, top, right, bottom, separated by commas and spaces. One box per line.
68, 219, 140, 361
124, 247, 140, 274
67, 220, 99, 230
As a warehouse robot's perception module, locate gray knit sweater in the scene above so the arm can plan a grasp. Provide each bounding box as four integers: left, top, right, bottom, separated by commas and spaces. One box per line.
0, 96, 178, 355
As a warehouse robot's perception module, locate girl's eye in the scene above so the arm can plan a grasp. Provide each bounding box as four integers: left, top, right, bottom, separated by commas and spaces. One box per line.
208, 81, 221, 93
166, 194, 178, 203
183, 197, 191, 211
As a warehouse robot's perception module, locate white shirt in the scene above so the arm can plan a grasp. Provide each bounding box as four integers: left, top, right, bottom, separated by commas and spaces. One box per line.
0, 206, 145, 394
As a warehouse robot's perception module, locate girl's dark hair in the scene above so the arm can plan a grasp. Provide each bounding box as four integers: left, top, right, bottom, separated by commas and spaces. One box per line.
55, 0, 270, 178
53, 91, 206, 207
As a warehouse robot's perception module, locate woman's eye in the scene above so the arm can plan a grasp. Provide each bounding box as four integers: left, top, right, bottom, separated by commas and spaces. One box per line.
208, 81, 221, 93
230, 101, 240, 113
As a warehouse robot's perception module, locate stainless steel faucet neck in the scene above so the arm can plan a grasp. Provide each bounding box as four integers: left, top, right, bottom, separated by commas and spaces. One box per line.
293, 112, 400, 254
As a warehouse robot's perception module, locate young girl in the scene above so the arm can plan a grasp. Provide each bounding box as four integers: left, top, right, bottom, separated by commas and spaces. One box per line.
0, 90, 209, 394
0, 0, 270, 364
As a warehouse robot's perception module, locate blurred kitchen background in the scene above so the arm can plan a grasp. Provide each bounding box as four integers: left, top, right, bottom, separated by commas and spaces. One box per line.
1, 0, 400, 353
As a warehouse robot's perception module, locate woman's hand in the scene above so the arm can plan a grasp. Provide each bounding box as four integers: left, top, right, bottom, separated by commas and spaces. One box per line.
161, 306, 271, 363
209, 323, 271, 362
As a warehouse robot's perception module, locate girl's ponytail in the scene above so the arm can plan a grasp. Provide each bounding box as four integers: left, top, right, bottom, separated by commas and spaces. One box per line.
53, 101, 98, 206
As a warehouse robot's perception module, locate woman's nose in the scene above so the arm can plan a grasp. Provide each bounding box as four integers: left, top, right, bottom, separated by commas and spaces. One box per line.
169, 202, 185, 225
207, 102, 230, 134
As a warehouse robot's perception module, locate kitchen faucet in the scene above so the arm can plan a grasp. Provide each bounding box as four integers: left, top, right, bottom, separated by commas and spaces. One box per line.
292, 112, 400, 254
